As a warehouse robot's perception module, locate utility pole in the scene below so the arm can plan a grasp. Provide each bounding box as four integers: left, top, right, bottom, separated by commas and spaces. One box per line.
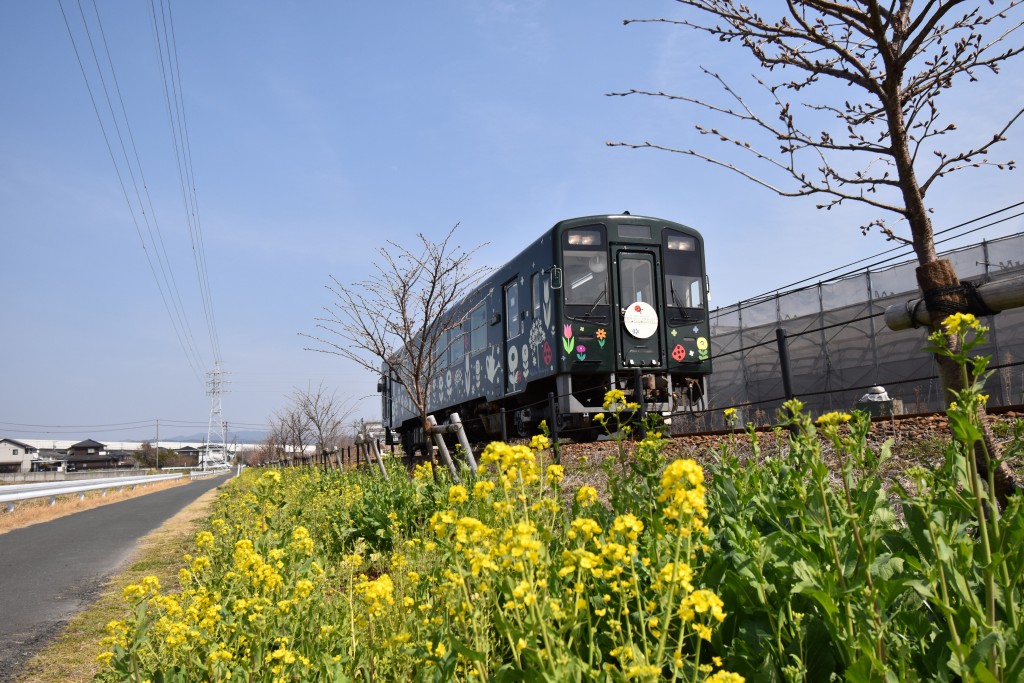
156, 418, 160, 471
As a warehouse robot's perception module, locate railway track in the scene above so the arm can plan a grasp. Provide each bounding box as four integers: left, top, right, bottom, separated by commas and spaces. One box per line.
664, 403, 1024, 440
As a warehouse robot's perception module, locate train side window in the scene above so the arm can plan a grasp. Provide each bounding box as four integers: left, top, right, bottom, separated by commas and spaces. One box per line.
450, 322, 465, 365
531, 273, 541, 319
505, 281, 523, 338
470, 304, 486, 351
435, 330, 449, 369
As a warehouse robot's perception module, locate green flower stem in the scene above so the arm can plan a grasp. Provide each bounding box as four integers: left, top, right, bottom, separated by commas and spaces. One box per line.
813, 466, 856, 654
834, 437, 885, 667
655, 522, 687, 665
928, 523, 966, 672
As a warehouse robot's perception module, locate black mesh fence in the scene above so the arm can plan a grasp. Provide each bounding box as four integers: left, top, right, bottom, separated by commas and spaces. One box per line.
693, 233, 1024, 433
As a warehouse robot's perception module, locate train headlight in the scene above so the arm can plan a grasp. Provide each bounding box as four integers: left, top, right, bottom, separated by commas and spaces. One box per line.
666, 235, 696, 251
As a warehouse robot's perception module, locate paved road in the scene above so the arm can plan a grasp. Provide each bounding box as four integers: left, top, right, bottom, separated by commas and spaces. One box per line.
0, 473, 230, 679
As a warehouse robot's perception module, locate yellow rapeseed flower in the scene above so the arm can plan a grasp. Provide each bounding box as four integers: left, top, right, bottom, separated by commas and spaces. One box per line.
529, 434, 551, 451
815, 412, 851, 428
942, 312, 981, 335
576, 486, 598, 506
448, 484, 469, 505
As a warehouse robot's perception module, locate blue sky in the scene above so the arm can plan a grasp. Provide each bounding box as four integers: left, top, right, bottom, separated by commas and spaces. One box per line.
2, 1, 1022, 442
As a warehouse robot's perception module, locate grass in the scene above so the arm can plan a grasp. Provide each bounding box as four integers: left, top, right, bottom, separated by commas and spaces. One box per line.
1, 478, 188, 536
12, 482, 225, 683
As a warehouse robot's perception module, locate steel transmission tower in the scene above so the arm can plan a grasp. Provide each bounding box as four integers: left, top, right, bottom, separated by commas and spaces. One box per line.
203, 362, 229, 469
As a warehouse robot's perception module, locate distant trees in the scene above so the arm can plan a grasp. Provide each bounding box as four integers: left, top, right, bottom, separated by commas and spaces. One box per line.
304, 224, 488, 458
610, 0, 1023, 395
292, 381, 356, 457
248, 383, 357, 467
136, 441, 157, 469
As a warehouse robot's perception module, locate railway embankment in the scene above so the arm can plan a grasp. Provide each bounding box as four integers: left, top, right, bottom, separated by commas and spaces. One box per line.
554, 410, 1024, 497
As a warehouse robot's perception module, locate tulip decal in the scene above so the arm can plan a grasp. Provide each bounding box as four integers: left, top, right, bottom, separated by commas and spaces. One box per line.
562, 323, 575, 354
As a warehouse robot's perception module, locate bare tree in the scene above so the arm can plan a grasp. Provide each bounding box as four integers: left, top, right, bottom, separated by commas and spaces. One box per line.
303, 224, 488, 461
609, 1, 1022, 502
292, 381, 358, 461
271, 406, 311, 466
609, 1, 1022, 392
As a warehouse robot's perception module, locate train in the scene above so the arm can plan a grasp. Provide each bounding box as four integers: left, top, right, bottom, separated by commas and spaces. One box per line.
378, 213, 712, 454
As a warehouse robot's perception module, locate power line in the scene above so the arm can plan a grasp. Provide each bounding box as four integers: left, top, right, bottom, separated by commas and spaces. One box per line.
149, 0, 222, 365
59, 0, 208, 382
733, 200, 1024, 306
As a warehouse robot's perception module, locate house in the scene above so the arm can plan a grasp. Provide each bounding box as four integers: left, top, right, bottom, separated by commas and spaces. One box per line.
175, 445, 202, 459
65, 439, 123, 470
0, 438, 36, 474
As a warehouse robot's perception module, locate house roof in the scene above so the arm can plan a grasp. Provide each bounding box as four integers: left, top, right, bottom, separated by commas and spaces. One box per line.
69, 439, 107, 450
1, 438, 35, 450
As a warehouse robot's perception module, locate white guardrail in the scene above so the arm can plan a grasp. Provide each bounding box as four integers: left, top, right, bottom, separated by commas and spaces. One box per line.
1, 473, 184, 513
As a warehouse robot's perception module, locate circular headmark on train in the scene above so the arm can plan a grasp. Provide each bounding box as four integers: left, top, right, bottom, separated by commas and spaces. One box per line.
623, 301, 658, 339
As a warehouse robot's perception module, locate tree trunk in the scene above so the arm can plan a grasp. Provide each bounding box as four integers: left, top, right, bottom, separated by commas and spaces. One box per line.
916, 260, 1020, 506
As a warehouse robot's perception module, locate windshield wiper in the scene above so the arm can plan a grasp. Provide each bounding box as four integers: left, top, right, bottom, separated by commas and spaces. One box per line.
669, 282, 696, 322
584, 287, 607, 319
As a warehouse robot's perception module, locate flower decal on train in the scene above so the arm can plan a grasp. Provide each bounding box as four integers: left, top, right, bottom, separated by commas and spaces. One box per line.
562, 324, 575, 354
672, 344, 686, 362
576, 344, 587, 361
596, 328, 607, 348
542, 340, 553, 366
697, 336, 710, 361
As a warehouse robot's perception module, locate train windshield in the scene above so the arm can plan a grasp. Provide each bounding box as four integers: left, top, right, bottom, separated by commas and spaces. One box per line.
663, 229, 704, 312
562, 226, 609, 309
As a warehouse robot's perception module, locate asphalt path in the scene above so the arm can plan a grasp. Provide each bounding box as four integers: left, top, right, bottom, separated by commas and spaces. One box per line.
0, 473, 230, 679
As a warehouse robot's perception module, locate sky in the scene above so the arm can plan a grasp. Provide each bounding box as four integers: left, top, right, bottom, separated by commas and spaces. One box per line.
2, 1, 1022, 443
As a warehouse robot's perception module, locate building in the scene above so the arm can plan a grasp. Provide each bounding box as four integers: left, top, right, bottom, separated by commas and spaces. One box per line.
65, 439, 124, 470
0, 438, 36, 473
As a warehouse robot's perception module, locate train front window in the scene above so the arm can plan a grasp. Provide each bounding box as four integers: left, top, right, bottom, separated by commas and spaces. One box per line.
663, 229, 704, 312
618, 253, 655, 305
562, 226, 609, 307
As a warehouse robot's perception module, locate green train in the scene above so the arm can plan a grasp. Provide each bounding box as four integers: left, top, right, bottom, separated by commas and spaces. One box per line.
379, 214, 711, 452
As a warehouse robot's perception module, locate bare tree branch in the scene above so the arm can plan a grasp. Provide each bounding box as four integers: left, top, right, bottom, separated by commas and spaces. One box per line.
301, 224, 489, 454
612, 0, 1023, 246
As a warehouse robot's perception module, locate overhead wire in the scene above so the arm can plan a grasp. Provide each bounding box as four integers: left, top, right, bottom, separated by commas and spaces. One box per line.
58, 0, 207, 383
86, 0, 209, 379
149, 0, 222, 364
734, 200, 1024, 306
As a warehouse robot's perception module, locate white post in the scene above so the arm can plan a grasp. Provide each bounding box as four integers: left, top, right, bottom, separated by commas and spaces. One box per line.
369, 440, 389, 480
449, 413, 477, 474
426, 415, 460, 481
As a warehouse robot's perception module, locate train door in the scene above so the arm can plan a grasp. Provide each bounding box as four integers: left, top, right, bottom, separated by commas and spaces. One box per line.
613, 246, 663, 367
503, 278, 527, 394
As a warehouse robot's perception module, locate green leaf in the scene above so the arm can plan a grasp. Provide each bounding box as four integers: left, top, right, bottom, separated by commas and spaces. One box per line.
449, 637, 486, 662
870, 553, 904, 581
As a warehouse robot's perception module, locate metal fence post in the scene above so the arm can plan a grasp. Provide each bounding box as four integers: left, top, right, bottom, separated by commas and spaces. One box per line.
547, 392, 560, 464
776, 328, 794, 400
633, 368, 647, 439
